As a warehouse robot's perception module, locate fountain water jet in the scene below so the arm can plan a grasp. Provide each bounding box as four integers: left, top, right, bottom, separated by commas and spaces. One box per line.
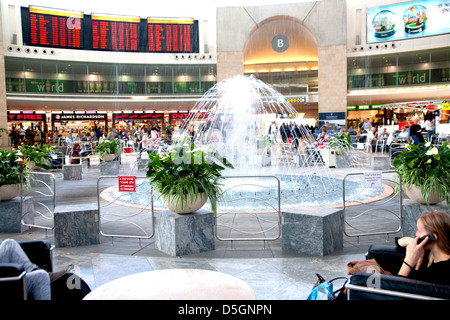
174, 75, 344, 206
102, 75, 388, 210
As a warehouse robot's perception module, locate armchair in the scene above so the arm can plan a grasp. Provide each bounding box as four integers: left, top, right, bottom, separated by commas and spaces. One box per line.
0, 240, 53, 300
346, 243, 450, 300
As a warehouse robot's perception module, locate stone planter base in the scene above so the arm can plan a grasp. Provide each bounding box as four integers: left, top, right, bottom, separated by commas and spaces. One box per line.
154, 210, 215, 256
282, 206, 343, 256
0, 197, 34, 233
54, 203, 100, 248
100, 159, 120, 175
63, 164, 82, 180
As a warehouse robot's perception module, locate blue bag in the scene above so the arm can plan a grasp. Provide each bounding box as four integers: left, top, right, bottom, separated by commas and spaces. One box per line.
307, 273, 348, 300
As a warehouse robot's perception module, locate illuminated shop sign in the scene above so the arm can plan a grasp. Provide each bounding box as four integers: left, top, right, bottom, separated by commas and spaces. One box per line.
367, 0, 450, 43
169, 112, 209, 121
113, 113, 163, 121
52, 113, 107, 121
7, 112, 46, 121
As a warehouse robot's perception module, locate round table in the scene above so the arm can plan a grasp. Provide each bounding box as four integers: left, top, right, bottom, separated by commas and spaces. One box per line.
83, 268, 256, 300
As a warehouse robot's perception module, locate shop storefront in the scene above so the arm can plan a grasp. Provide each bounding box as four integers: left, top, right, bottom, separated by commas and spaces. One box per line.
169, 111, 209, 129
7, 111, 48, 145
347, 102, 447, 134
51, 111, 108, 144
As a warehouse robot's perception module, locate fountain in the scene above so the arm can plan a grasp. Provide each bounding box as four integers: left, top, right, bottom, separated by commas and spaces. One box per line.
102, 75, 388, 210
98, 75, 392, 255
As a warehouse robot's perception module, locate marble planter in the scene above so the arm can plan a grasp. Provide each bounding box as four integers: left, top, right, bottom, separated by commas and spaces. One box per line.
63, 164, 82, 180
154, 209, 215, 256
100, 159, 120, 175
0, 184, 20, 201
162, 193, 207, 214
404, 185, 441, 205
282, 206, 344, 256
54, 203, 100, 248
0, 196, 34, 233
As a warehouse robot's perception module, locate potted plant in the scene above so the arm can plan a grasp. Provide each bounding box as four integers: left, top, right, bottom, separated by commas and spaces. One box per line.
95, 139, 121, 161
328, 132, 353, 155
18, 144, 54, 170
146, 142, 233, 214
0, 149, 28, 201
393, 141, 450, 205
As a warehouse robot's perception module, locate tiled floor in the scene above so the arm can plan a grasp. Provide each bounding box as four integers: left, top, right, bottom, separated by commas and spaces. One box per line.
1, 153, 406, 300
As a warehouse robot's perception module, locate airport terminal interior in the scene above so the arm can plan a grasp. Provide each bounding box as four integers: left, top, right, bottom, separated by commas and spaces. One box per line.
0, 0, 449, 303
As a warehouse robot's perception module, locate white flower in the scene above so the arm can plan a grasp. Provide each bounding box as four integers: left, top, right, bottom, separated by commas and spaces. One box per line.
425, 142, 431, 147
426, 147, 438, 156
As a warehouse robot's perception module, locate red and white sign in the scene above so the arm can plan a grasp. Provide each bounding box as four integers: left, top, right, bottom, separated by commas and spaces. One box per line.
118, 176, 136, 192
364, 172, 382, 189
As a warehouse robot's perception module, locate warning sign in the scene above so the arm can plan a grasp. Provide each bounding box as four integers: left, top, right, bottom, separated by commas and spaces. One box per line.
118, 176, 136, 192
364, 172, 382, 188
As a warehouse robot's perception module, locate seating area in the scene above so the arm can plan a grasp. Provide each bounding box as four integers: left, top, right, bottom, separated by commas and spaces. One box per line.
0, 240, 90, 300
347, 244, 450, 300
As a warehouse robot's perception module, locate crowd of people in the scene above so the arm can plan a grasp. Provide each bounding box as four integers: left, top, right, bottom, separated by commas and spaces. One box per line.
59, 122, 168, 163
8, 124, 45, 147
345, 115, 437, 153
268, 121, 316, 144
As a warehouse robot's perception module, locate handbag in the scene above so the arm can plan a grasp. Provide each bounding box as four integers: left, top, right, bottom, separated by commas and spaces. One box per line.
307, 273, 348, 300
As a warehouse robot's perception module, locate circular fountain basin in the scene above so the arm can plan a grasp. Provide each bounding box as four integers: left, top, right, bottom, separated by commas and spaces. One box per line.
100, 174, 393, 212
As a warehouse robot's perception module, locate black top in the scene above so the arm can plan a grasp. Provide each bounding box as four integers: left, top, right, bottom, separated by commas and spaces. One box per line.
410, 258, 450, 285
409, 124, 425, 143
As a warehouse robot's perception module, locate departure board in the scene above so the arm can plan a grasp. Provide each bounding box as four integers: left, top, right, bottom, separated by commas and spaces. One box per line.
91, 14, 140, 51
147, 18, 198, 53
24, 6, 83, 49
21, 6, 199, 53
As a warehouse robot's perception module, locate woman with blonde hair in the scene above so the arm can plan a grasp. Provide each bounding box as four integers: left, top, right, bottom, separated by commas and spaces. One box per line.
397, 211, 450, 284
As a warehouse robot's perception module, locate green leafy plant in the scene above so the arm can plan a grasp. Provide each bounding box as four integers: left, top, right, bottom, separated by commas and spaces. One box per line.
328, 132, 353, 154
0, 149, 28, 187
94, 139, 121, 158
393, 141, 450, 204
256, 134, 273, 154
18, 144, 54, 170
146, 142, 233, 213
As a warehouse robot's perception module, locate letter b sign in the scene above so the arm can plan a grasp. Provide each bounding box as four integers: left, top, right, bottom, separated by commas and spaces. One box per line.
272, 35, 289, 53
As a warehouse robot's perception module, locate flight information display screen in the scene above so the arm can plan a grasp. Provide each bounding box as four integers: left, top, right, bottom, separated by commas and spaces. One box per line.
21, 7, 199, 53
22, 6, 83, 49
91, 14, 140, 51
147, 18, 198, 53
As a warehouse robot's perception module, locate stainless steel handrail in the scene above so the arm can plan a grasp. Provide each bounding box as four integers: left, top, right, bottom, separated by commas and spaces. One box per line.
342, 170, 402, 240
21, 171, 56, 233
214, 175, 281, 244
96, 175, 155, 241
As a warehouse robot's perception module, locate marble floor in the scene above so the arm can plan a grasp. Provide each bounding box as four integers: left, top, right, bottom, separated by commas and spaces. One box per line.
0, 153, 405, 300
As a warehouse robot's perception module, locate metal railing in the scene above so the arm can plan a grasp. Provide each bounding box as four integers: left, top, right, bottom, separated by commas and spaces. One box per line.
214, 175, 281, 246
389, 143, 407, 168
343, 170, 402, 241
21, 171, 56, 234
96, 175, 155, 242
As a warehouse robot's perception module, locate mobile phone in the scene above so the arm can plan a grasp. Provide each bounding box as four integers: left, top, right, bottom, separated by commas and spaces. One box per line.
417, 233, 436, 244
